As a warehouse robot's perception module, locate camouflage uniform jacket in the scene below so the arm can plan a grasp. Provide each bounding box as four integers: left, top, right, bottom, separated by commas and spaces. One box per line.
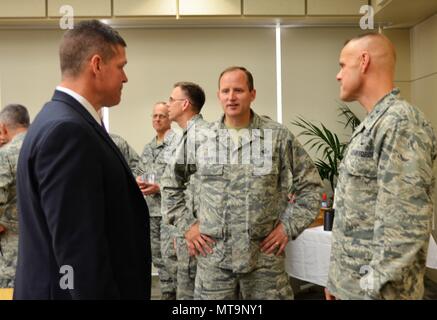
327, 88, 437, 300
162, 114, 209, 228
162, 111, 323, 273
138, 129, 179, 217
0, 132, 26, 235
109, 133, 141, 177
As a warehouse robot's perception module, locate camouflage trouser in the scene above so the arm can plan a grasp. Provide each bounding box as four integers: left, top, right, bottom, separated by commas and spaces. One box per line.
150, 217, 176, 299
194, 248, 293, 300
160, 223, 178, 298
175, 237, 197, 300
0, 233, 18, 288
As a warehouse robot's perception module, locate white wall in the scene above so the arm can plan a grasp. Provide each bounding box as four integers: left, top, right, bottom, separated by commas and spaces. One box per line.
0, 29, 61, 120
0, 27, 277, 154
411, 14, 437, 127
410, 13, 437, 282
112, 28, 276, 152
281, 27, 411, 160
0, 26, 413, 157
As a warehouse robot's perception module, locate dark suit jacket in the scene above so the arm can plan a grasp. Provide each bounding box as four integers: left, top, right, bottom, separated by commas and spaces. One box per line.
14, 90, 151, 299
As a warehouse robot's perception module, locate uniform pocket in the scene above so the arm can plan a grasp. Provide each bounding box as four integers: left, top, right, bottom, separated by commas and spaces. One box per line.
343, 152, 377, 179
249, 163, 280, 239
198, 164, 226, 238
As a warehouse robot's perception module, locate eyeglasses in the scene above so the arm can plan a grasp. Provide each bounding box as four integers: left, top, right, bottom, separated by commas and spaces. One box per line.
152, 114, 168, 120
168, 96, 189, 104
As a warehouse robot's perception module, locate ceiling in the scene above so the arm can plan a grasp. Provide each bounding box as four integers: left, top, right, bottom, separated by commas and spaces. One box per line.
0, 0, 435, 29
374, 0, 437, 28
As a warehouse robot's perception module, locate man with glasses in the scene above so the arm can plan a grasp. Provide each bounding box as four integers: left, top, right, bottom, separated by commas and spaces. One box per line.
161, 81, 209, 300
137, 102, 178, 300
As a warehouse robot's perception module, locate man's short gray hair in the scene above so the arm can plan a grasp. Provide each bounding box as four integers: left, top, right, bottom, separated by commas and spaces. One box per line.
0, 104, 30, 128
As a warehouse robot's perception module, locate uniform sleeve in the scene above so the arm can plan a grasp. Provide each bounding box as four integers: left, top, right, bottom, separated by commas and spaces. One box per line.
0, 151, 12, 218
137, 144, 151, 178
364, 119, 436, 299
279, 130, 324, 239
161, 139, 197, 237
126, 144, 141, 177
112, 136, 141, 177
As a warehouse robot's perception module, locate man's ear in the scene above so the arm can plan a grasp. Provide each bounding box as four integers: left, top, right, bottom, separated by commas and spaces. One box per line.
361, 51, 371, 73
250, 89, 256, 102
182, 100, 190, 112
90, 54, 103, 75
0, 123, 7, 135
0, 123, 9, 144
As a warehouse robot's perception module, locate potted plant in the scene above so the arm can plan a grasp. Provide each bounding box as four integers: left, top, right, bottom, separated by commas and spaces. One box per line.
291, 103, 361, 193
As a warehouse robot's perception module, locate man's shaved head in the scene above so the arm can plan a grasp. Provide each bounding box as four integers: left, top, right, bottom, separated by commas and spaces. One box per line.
344, 32, 396, 74
336, 32, 397, 109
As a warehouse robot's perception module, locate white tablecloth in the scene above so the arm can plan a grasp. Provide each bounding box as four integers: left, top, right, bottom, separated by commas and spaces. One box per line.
285, 226, 437, 287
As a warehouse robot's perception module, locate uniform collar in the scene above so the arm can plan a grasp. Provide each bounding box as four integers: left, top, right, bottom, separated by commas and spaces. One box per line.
11, 131, 26, 143
185, 114, 204, 133
218, 109, 261, 130
216, 110, 265, 150
152, 129, 177, 149
163, 129, 177, 145
350, 88, 400, 140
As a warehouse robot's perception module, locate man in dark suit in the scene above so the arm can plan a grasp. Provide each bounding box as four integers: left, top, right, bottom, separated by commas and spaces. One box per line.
14, 20, 151, 299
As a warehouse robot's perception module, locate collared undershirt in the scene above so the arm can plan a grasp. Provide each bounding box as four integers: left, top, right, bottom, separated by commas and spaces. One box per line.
56, 86, 102, 125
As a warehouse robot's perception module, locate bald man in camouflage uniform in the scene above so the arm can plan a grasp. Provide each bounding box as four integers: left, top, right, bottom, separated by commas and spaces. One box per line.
162, 68, 323, 299
326, 33, 436, 300
0, 104, 29, 288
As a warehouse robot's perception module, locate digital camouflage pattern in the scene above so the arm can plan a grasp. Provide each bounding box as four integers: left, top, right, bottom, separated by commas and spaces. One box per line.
150, 216, 176, 299
109, 133, 141, 177
138, 130, 179, 218
138, 129, 179, 299
175, 236, 197, 299
0, 132, 25, 287
161, 111, 323, 299
194, 251, 293, 299
327, 89, 437, 300
162, 114, 208, 300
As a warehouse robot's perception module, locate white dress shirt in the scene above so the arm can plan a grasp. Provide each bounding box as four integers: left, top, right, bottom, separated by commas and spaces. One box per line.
56, 86, 101, 125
